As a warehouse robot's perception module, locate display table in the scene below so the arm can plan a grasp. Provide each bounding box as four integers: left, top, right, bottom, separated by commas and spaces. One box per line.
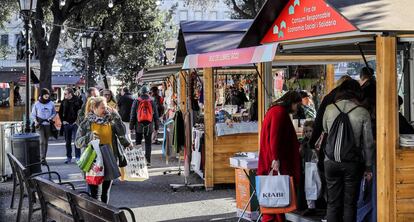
215, 122, 258, 137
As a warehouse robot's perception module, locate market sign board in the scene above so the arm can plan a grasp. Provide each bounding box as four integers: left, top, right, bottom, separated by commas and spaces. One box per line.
261, 0, 357, 44
182, 43, 278, 69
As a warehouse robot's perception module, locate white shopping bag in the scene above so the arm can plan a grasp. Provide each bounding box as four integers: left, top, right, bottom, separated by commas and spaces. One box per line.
124, 146, 149, 181
305, 162, 322, 200
255, 172, 291, 208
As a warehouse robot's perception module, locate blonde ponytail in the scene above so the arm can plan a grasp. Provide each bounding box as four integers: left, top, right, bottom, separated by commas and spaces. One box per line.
85, 96, 105, 114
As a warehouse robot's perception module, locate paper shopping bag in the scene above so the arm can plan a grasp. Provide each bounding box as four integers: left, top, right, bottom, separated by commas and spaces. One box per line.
305, 162, 321, 201
100, 145, 121, 180
259, 176, 297, 214
256, 173, 290, 208
124, 146, 149, 181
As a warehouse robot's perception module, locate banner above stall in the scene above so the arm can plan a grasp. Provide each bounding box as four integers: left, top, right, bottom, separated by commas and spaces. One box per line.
261, 0, 357, 44
182, 43, 278, 69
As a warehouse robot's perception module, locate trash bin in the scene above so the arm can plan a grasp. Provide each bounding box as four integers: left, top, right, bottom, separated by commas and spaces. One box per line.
11, 133, 41, 175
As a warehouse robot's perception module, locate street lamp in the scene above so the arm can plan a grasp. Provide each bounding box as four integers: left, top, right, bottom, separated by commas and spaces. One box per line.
81, 34, 92, 89
18, 0, 37, 133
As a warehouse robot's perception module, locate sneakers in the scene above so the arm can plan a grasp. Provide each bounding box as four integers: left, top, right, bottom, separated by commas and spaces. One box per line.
146, 163, 151, 167
75, 157, 80, 162
64, 158, 72, 164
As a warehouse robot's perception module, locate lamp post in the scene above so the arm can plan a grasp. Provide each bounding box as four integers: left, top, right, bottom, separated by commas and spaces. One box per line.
19, 0, 37, 133
81, 34, 92, 89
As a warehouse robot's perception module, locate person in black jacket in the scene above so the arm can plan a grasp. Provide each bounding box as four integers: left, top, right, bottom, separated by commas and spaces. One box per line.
399, 96, 414, 134
59, 88, 83, 163
130, 86, 159, 166
117, 87, 135, 140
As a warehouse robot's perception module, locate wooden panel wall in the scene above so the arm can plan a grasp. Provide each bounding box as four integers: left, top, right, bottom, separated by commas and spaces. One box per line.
213, 134, 258, 184
257, 63, 266, 147
325, 64, 335, 94
376, 35, 397, 222
396, 149, 414, 221
203, 67, 215, 189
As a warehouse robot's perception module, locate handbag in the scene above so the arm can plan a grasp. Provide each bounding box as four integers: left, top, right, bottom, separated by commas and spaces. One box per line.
86, 139, 104, 185
100, 144, 121, 180
77, 143, 97, 172
123, 146, 149, 181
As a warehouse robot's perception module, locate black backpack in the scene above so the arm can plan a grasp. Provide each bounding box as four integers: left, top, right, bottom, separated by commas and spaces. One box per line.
324, 103, 362, 163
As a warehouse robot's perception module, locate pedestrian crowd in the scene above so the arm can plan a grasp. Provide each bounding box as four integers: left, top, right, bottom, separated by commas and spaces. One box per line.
32, 85, 164, 204
257, 67, 399, 222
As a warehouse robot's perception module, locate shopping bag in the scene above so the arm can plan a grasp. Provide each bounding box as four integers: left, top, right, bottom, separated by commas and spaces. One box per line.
77, 143, 97, 172
256, 172, 291, 208
100, 144, 121, 180
259, 176, 297, 214
53, 115, 62, 130
86, 140, 104, 185
124, 146, 149, 181
304, 162, 321, 200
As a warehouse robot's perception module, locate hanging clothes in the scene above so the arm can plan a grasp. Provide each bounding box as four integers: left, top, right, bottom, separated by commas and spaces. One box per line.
162, 119, 174, 157
183, 111, 192, 177
173, 110, 185, 153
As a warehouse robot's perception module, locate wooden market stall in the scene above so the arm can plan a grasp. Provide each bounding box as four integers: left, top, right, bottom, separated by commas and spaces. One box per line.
0, 69, 40, 121
233, 0, 414, 221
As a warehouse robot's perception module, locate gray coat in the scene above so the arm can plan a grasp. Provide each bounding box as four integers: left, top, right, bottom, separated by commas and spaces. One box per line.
323, 100, 375, 170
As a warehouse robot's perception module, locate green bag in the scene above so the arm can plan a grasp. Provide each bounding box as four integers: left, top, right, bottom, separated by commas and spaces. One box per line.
77, 144, 97, 172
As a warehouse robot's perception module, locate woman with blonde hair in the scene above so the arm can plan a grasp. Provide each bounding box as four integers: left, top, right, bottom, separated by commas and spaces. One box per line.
75, 96, 132, 203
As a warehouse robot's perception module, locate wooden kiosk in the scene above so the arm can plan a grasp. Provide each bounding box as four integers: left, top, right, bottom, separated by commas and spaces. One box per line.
233, 0, 414, 221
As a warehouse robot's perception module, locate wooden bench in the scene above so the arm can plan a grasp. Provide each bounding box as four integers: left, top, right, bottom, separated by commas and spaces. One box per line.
7, 153, 75, 222
33, 177, 136, 222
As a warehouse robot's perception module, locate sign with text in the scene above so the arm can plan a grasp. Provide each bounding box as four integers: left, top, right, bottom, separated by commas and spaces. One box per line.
261, 0, 356, 44
182, 43, 278, 69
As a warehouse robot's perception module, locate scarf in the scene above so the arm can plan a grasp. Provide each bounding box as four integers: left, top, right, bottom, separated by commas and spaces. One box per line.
86, 112, 112, 125
39, 97, 51, 104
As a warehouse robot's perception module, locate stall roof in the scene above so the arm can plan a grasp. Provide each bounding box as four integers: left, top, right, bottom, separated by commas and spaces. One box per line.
239, 0, 414, 48
141, 64, 182, 83
0, 68, 40, 83
175, 20, 253, 63
52, 73, 82, 86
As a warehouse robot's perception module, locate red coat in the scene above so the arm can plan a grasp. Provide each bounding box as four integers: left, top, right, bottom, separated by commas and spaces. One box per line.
258, 105, 301, 222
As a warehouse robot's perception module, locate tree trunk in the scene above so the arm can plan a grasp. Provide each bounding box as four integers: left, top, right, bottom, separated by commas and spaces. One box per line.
87, 49, 97, 88
101, 64, 109, 89
38, 54, 54, 90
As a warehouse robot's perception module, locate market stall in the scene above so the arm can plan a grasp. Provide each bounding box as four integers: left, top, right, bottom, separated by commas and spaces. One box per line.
0, 69, 39, 121
233, 0, 414, 221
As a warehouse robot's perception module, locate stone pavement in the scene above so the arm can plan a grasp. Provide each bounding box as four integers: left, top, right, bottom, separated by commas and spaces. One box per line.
0, 138, 239, 222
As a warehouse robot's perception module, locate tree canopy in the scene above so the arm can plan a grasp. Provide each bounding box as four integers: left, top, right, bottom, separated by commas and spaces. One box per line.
185, 0, 266, 19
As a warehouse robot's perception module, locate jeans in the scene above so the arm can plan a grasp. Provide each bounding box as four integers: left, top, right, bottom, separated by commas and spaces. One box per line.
136, 126, 152, 164
325, 160, 363, 222
88, 180, 113, 204
64, 124, 80, 159
38, 125, 51, 161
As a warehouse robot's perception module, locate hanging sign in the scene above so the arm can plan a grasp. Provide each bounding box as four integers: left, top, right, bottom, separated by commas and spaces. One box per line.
261, 0, 357, 44
183, 43, 278, 69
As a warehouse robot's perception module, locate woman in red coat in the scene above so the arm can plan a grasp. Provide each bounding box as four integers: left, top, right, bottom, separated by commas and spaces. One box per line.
258, 91, 302, 222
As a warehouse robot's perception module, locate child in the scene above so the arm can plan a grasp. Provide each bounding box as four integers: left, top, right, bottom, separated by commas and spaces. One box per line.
300, 120, 320, 215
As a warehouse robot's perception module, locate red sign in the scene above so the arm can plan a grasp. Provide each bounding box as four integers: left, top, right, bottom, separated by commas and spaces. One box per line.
183, 43, 278, 69
261, 0, 356, 44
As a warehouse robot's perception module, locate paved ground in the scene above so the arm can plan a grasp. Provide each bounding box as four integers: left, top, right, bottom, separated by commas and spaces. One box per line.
0, 138, 239, 222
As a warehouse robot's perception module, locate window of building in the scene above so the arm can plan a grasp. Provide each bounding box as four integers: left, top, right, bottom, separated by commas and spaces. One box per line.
194, 11, 203, 20
0, 35, 8, 46
179, 10, 188, 21
209, 11, 218, 20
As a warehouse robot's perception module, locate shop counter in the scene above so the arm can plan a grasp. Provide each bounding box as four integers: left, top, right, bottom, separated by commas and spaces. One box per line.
215, 122, 258, 137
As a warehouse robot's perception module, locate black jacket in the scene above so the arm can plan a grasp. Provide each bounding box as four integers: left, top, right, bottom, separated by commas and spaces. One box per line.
117, 93, 135, 122
59, 96, 83, 124
129, 95, 159, 132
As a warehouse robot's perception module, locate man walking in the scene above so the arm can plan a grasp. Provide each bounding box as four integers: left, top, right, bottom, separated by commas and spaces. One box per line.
130, 86, 159, 166
59, 88, 83, 163
117, 87, 134, 140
